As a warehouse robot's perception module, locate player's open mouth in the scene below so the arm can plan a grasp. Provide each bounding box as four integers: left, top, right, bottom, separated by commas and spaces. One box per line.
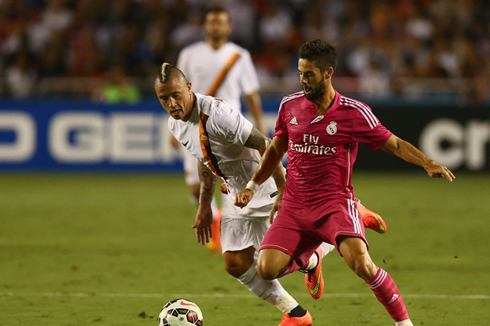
303, 86, 312, 94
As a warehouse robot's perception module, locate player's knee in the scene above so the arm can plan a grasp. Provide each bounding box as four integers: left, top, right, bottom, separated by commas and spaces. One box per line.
224, 260, 249, 278
256, 255, 283, 280
256, 261, 277, 280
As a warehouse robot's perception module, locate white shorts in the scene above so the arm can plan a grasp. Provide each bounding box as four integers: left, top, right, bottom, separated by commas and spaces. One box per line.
183, 149, 200, 186
220, 216, 271, 254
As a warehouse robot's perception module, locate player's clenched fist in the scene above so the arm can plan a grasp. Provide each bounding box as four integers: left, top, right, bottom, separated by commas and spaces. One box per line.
235, 189, 254, 208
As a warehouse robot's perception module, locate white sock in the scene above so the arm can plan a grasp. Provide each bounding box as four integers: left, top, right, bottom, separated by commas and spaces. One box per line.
306, 252, 318, 270
395, 319, 413, 326
306, 243, 335, 270
321, 242, 335, 257
275, 291, 300, 314
237, 261, 291, 311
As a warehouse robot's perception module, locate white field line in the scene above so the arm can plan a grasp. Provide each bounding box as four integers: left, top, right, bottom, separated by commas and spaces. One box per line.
0, 292, 489, 300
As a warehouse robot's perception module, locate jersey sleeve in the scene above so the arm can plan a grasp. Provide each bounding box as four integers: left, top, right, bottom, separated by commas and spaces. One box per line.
351, 107, 392, 151
238, 50, 260, 95
273, 99, 289, 139
211, 100, 253, 145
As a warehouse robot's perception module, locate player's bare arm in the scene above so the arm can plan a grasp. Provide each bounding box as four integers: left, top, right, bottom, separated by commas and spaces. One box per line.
243, 127, 269, 155
244, 92, 268, 135
235, 136, 288, 210
242, 128, 287, 222
193, 161, 216, 245
380, 134, 455, 182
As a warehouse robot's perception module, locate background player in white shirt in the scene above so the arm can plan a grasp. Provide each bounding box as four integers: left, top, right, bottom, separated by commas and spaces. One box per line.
155, 63, 323, 325
173, 6, 268, 252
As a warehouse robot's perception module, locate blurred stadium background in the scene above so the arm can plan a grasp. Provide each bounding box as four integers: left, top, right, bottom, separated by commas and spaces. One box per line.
0, 0, 489, 172
1, 0, 489, 325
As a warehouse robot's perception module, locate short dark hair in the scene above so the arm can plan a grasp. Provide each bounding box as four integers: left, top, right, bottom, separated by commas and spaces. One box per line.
299, 39, 338, 72
156, 63, 187, 84
205, 5, 230, 21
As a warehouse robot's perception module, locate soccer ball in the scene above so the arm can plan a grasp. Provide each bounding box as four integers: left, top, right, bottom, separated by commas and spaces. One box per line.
158, 299, 203, 326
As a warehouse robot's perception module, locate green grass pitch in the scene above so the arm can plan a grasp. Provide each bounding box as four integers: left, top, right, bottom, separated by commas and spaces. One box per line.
0, 172, 489, 325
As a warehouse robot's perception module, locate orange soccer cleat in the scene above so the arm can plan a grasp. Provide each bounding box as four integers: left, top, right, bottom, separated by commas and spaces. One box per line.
304, 246, 324, 299
278, 311, 313, 326
355, 199, 388, 234
205, 209, 222, 252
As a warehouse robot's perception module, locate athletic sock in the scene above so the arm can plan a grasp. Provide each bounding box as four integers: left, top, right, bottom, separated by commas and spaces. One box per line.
366, 268, 409, 322
305, 252, 319, 270
276, 291, 301, 314
237, 261, 291, 310
320, 242, 335, 257
288, 305, 307, 317
305, 243, 335, 270
395, 319, 413, 326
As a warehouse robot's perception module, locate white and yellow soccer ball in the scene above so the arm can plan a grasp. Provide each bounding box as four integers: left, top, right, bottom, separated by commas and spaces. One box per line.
158, 299, 203, 326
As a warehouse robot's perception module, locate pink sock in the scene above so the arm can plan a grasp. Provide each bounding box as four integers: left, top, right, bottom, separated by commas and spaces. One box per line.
366, 268, 409, 322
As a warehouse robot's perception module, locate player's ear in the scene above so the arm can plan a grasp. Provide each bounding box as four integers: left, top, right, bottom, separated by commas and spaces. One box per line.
325, 67, 334, 79
187, 82, 192, 92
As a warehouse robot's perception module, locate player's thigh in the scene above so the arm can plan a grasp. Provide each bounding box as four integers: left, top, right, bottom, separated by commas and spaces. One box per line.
315, 198, 369, 252
257, 248, 292, 273
260, 205, 320, 270
338, 236, 377, 280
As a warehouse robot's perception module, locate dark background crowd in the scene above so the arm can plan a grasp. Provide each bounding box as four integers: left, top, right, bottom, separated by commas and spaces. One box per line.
0, 0, 489, 104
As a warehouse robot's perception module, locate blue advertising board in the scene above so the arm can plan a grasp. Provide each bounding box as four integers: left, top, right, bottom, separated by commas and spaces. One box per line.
0, 99, 188, 171
0, 99, 489, 171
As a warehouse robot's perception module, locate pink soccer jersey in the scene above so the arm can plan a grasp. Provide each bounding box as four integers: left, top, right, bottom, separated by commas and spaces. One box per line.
274, 91, 392, 207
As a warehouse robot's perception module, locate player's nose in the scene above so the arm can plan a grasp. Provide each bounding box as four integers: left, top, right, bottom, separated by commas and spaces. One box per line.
167, 97, 177, 108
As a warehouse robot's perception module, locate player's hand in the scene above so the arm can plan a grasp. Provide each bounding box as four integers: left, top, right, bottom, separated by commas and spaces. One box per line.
234, 189, 254, 208
192, 203, 213, 245
269, 192, 283, 224
425, 162, 455, 182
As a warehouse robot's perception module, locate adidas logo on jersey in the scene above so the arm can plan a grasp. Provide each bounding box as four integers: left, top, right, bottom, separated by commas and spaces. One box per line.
290, 117, 298, 125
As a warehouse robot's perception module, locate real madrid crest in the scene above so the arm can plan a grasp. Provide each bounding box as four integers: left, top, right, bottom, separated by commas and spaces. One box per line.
326, 121, 337, 135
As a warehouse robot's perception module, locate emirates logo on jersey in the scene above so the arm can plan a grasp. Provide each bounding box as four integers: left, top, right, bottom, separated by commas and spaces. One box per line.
326, 121, 337, 135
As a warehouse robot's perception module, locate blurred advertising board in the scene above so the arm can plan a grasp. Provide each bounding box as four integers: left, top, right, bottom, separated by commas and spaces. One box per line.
0, 99, 488, 171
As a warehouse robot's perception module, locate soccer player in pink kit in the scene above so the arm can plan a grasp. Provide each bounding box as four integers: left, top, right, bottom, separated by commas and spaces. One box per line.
235, 39, 455, 326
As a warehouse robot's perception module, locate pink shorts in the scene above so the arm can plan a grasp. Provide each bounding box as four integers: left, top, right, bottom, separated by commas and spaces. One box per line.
260, 197, 368, 269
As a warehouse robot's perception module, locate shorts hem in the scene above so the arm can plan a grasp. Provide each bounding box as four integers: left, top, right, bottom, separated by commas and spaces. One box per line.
259, 243, 291, 254
334, 231, 369, 252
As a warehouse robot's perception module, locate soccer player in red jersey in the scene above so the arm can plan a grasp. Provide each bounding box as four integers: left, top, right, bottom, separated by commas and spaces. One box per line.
235, 39, 455, 326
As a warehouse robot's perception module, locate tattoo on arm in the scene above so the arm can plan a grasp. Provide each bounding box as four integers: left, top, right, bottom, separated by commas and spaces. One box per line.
244, 127, 270, 155
198, 161, 216, 204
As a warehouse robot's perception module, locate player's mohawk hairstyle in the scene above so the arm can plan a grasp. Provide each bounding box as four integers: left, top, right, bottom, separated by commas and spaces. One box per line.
159, 62, 173, 84
156, 63, 187, 84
